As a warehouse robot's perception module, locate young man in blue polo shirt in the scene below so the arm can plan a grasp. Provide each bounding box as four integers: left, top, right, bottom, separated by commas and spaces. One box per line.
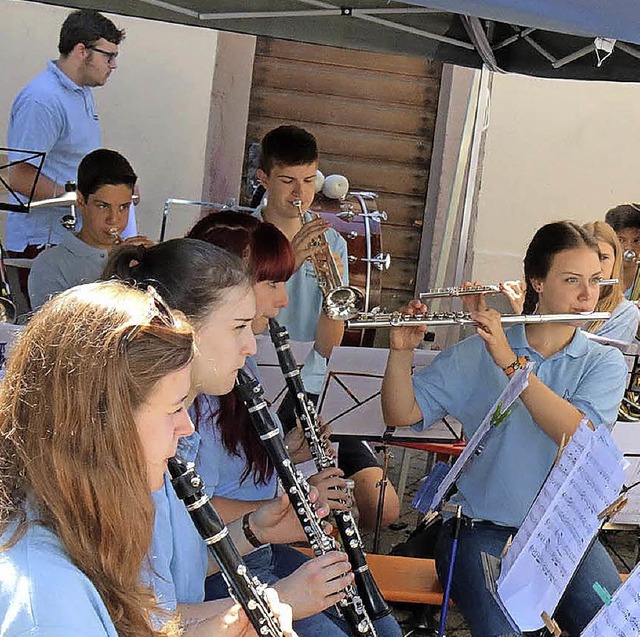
7, 10, 133, 282
28, 149, 152, 310
255, 125, 399, 530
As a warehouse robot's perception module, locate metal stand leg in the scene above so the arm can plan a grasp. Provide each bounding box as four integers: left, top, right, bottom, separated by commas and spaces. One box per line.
373, 442, 391, 554
397, 447, 412, 509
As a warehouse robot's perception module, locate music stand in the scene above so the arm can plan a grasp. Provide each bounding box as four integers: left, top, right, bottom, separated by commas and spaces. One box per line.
0, 148, 46, 213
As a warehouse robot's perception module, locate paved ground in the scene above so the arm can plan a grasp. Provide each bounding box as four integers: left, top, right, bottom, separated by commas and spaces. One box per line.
359, 444, 638, 637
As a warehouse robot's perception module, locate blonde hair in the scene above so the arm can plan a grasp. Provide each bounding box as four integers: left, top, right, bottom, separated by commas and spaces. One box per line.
0, 281, 194, 637
582, 221, 624, 333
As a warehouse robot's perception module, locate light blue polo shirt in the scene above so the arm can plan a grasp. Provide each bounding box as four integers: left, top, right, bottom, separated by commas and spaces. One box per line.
148, 473, 209, 609
27, 232, 110, 310
0, 518, 119, 636
592, 298, 639, 344
411, 324, 627, 527
180, 397, 279, 503
254, 206, 349, 393
178, 357, 278, 502
7, 61, 102, 250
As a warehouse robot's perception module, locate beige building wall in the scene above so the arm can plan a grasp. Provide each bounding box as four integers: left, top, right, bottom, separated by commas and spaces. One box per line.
0, 0, 220, 239
473, 72, 640, 282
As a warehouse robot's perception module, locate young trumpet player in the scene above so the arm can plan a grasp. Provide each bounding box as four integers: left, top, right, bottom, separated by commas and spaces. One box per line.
28, 148, 153, 310
381, 221, 627, 637
0, 280, 297, 637
255, 125, 399, 531
605, 203, 640, 295
104, 237, 403, 637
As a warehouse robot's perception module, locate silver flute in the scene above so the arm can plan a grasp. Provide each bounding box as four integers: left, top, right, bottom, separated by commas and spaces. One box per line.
419, 280, 618, 299
346, 311, 611, 329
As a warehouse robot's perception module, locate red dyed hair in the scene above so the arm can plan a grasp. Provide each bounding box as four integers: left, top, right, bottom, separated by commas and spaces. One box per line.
187, 210, 294, 283
186, 209, 294, 485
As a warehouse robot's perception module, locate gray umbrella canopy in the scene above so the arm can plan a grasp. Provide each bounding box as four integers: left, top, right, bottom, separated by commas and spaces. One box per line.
27, 0, 640, 80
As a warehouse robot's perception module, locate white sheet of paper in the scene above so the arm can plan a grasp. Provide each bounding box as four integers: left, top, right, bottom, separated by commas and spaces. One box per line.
497, 422, 626, 632
428, 364, 532, 511
581, 563, 640, 636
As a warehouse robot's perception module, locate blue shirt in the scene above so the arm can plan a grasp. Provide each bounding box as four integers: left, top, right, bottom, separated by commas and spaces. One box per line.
148, 474, 209, 609
27, 232, 109, 309
7, 61, 102, 250
180, 394, 278, 503
411, 324, 627, 527
0, 519, 118, 636
593, 298, 639, 344
254, 207, 349, 393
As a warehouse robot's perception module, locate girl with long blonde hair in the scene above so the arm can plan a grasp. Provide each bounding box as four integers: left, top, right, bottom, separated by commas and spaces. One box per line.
583, 220, 639, 343
0, 280, 296, 637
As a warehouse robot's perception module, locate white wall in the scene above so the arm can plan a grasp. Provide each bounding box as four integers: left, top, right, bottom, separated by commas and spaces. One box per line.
473, 72, 640, 282
0, 0, 219, 239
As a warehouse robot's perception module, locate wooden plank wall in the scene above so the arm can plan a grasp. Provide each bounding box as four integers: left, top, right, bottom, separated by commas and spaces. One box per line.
243, 37, 442, 312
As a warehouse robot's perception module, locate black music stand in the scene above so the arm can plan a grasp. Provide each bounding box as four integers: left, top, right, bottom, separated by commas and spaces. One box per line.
0, 148, 46, 213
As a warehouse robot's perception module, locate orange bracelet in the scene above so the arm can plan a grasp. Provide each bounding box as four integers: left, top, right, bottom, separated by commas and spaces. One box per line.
502, 356, 529, 377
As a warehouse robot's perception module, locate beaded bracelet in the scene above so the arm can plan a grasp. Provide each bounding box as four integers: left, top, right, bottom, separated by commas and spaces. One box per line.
502, 356, 529, 377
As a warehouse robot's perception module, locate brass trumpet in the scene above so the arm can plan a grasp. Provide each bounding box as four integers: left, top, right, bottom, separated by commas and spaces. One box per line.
419, 280, 618, 300
108, 228, 123, 245
294, 200, 364, 321
346, 310, 611, 329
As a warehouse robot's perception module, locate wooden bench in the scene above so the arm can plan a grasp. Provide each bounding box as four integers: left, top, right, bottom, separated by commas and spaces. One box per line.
296, 548, 630, 607
295, 548, 445, 605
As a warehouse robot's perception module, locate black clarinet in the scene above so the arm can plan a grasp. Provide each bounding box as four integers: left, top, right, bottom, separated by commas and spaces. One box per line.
167, 456, 284, 637
236, 368, 377, 637
268, 319, 391, 620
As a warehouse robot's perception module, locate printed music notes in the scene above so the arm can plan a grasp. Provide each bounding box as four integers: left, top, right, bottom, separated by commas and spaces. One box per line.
495, 421, 626, 632
581, 563, 640, 636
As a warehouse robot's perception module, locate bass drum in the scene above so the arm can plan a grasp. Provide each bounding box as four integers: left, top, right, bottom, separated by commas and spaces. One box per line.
310, 191, 389, 347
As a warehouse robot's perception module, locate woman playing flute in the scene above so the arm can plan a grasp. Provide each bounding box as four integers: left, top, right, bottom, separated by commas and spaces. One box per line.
381, 221, 627, 637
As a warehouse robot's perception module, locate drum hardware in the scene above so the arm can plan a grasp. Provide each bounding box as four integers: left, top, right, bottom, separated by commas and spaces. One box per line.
346, 310, 611, 329
294, 199, 365, 321
348, 253, 391, 271
159, 198, 254, 241
27, 181, 78, 230
618, 353, 640, 422
337, 210, 388, 223
0, 243, 17, 324
347, 231, 359, 240
350, 191, 378, 200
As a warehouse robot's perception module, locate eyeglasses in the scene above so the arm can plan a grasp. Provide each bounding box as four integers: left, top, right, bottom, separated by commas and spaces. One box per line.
87, 45, 118, 65
121, 285, 178, 349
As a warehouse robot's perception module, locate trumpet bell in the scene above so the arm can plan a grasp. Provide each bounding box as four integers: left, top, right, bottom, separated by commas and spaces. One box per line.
324, 285, 365, 321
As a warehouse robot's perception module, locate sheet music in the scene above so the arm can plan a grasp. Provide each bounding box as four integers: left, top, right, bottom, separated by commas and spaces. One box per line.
581, 563, 640, 636
611, 421, 640, 526
496, 422, 626, 632
427, 364, 532, 512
